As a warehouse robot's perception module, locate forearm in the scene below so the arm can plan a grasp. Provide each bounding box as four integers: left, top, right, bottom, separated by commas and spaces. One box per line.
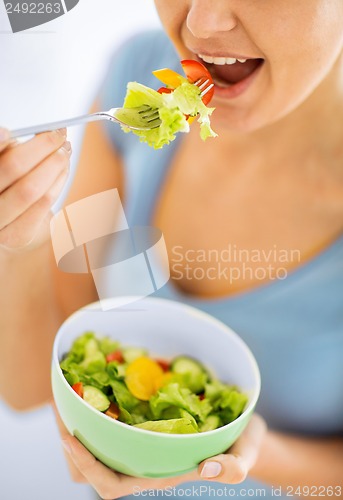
0, 242, 64, 410
250, 429, 343, 489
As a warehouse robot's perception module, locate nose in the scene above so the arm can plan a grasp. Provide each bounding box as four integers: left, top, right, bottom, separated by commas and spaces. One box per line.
187, 0, 238, 39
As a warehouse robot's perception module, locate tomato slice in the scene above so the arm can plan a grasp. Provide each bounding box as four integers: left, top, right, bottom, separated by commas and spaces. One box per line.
105, 402, 120, 420
155, 359, 170, 372
157, 87, 174, 95
181, 60, 215, 105
72, 382, 84, 398
106, 350, 124, 364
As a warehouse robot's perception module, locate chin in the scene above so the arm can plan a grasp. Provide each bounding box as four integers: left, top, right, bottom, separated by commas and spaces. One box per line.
211, 105, 271, 135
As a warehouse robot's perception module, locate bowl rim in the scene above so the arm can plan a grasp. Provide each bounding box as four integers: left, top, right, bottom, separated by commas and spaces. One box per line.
53, 296, 261, 439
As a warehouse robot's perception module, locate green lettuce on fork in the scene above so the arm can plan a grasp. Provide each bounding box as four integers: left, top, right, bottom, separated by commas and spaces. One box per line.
115, 59, 217, 149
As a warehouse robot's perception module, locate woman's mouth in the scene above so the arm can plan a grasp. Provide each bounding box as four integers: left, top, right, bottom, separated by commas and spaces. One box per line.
197, 53, 264, 99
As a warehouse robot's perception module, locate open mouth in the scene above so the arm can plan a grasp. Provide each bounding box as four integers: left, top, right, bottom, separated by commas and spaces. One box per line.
198, 54, 264, 88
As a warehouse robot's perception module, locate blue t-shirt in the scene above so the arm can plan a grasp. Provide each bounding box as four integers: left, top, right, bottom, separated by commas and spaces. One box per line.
99, 31, 343, 499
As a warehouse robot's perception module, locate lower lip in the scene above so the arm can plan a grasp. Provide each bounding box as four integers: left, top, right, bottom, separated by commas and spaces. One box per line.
212, 61, 264, 100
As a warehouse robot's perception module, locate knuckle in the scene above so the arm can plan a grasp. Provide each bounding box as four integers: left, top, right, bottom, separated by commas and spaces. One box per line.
3, 153, 22, 178
54, 148, 70, 168
77, 454, 97, 474
0, 226, 33, 250
71, 470, 86, 483
40, 190, 56, 207
44, 130, 64, 149
17, 181, 40, 204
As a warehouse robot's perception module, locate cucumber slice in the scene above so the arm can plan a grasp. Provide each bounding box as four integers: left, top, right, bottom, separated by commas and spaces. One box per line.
83, 386, 110, 412
171, 356, 206, 376
122, 347, 148, 364
199, 415, 222, 432
171, 356, 208, 393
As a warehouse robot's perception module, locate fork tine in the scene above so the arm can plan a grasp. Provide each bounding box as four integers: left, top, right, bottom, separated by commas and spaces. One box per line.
193, 77, 214, 97
198, 79, 210, 91
139, 109, 160, 119
146, 118, 162, 129
201, 83, 214, 97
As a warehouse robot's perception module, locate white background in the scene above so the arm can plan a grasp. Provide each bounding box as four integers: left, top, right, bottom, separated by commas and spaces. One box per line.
0, 1, 160, 499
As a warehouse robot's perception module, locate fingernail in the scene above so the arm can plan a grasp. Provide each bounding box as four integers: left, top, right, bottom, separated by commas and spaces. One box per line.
62, 141, 72, 153
0, 127, 9, 142
62, 440, 72, 455
201, 461, 222, 479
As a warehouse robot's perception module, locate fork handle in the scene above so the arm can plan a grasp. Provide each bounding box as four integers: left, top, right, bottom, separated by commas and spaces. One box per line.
10, 112, 108, 139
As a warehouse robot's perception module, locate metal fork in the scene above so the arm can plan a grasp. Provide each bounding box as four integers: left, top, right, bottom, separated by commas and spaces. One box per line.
10, 105, 161, 138
10, 78, 214, 139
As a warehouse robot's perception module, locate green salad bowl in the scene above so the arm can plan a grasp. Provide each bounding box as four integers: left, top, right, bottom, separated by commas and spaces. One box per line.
52, 297, 260, 478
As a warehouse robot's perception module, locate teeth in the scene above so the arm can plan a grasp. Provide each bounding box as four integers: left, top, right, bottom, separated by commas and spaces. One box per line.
214, 57, 226, 65
199, 54, 248, 65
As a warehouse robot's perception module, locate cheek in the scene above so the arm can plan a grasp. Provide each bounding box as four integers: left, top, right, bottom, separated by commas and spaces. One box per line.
251, 2, 343, 106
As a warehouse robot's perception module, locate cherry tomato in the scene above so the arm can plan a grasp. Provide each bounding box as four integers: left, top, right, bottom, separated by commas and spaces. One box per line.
105, 402, 120, 420
181, 59, 215, 105
155, 359, 170, 372
157, 87, 174, 95
154, 61, 214, 105
72, 382, 84, 398
106, 350, 124, 364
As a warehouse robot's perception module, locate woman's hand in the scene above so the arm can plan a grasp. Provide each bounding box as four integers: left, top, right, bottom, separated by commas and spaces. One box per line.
0, 126, 71, 252
53, 405, 266, 500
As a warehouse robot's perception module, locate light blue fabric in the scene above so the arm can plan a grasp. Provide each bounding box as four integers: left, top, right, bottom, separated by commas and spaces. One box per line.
100, 31, 343, 499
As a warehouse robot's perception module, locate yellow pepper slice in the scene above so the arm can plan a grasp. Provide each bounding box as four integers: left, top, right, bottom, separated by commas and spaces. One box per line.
125, 356, 164, 401
152, 68, 184, 89
154, 371, 173, 392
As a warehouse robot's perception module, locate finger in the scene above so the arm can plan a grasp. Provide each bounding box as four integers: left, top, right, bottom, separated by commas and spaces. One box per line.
0, 168, 69, 250
62, 435, 125, 499
0, 142, 71, 229
63, 435, 200, 500
51, 403, 87, 483
199, 414, 267, 484
0, 128, 67, 192
0, 128, 11, 153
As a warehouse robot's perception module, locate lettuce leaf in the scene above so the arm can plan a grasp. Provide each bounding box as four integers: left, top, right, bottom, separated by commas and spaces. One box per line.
134, 418, 198, 434
116, 80, 216, 149
110, 380, 140, 412
149, 383, 212, 423
205, 381, 248, 424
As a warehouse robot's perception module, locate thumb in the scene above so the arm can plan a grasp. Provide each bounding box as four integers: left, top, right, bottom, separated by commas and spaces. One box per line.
199, 414, 267, 484
0, 128, 11, 152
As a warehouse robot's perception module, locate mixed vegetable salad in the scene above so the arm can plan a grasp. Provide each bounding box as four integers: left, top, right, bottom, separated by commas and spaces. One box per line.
60, 332, 247, 434
115, 59, 217, 149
